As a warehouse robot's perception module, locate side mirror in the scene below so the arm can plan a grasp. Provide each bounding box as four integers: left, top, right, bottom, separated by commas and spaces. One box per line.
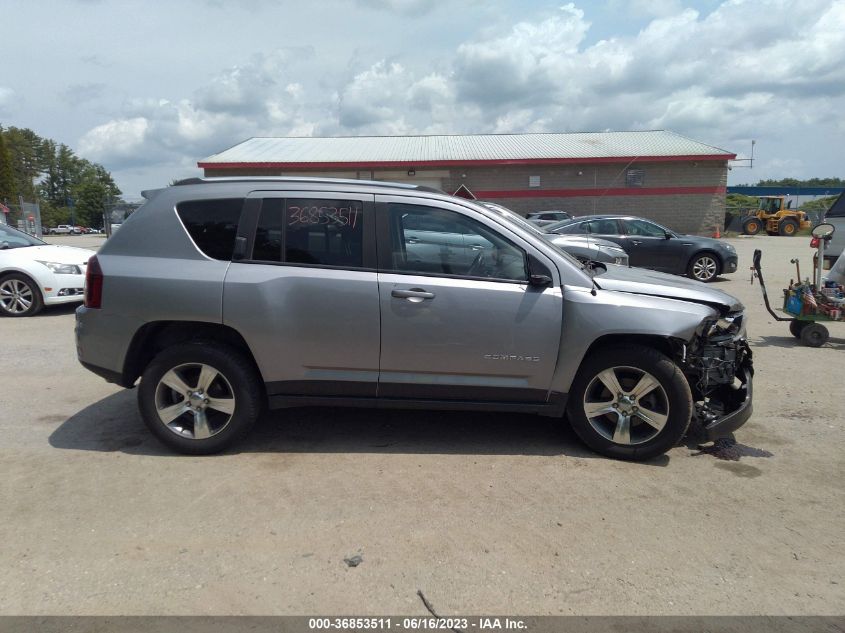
529, 274, 552, 287
664, 231, 672, 240
527, 254, 553, 287
811, 223, 835, 239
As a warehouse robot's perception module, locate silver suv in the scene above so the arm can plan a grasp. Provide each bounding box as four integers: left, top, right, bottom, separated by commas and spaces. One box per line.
75, 178, 753, 460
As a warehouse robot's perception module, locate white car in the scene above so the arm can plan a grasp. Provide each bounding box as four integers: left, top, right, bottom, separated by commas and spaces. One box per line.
0, 224, 93, 317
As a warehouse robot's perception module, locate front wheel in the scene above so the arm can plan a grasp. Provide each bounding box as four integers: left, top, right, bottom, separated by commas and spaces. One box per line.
566, 345, 693, 460
0, 273, 44, 317
742, 219, 762, 235
688, 253, 720, 282
780, 219, 799, 236
138, 343, 263, 454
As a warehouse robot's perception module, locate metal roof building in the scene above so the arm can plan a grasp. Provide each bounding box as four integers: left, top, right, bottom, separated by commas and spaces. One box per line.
199, 131, 735, 235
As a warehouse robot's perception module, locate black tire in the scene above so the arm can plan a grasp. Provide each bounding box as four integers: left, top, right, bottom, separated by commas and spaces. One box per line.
742, 218, 762, 235
789, 320, 809, 338
0, 273, 44, 317
138, 343, 263, 454
800, 323, 829, 348
687, 252, 721, 282
780, 218, 799, 236
566, 345, 693, 461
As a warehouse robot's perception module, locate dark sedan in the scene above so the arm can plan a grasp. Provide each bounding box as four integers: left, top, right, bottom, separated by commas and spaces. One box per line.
545, 215, 738, 282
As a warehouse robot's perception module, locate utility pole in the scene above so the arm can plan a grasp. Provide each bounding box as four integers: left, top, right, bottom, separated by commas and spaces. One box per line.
67, 196, 75, 228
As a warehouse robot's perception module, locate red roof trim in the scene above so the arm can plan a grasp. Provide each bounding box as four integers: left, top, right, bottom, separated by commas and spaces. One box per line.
475, 186, 727, 199
198, 154, 735, 170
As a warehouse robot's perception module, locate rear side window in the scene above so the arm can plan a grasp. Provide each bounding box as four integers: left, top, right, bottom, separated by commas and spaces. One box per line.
585, 219, 621, 234
253, 198, 364, 268
176, 198, 244, 260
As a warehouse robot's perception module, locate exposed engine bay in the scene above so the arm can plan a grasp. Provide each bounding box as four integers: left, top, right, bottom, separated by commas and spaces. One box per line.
680, 312, 754, 438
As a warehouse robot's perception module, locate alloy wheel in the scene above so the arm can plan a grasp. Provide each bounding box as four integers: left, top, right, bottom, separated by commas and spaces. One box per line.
692, 256, 718, 281
154, 363, 236, 440
582, 366, 670, 445
0, 279, 34, 315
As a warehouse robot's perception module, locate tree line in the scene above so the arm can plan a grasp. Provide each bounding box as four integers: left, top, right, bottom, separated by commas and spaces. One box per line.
0, 125, 121, 228
733, 177, 845, 188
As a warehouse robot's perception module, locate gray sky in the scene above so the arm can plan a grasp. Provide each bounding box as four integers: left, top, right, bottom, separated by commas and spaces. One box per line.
1, 0, 843, 199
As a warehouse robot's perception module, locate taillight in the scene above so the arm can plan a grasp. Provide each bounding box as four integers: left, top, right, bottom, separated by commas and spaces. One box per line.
84, 255, 103, 308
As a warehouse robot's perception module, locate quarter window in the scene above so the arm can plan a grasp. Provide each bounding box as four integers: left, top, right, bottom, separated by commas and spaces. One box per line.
176, 198, 244, 260
387, 204, 527, 282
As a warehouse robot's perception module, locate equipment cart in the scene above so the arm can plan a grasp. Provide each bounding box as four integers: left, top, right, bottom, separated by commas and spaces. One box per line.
752, 223, 843, 347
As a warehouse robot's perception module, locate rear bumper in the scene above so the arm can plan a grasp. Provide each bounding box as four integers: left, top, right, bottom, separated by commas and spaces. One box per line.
75, 305, 138, 387
701, 364, 753, 440
79, 360, 124, 385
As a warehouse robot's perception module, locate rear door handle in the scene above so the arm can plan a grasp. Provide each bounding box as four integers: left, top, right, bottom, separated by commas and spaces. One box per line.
630, 240, 642, 245
391, 288, 435, 301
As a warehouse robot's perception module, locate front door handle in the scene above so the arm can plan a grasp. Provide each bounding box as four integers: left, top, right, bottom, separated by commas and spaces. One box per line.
391, 288, 435, 302
630, 240, 642, 245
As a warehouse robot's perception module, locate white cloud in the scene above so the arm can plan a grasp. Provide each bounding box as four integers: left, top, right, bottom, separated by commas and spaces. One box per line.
71, 0, 844, 194
454, 4, 590, 106
338, 61, 414, 131
78, 117, 149, 163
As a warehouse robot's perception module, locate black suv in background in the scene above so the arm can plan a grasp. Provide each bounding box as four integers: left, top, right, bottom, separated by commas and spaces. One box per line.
545, 215, 738, 282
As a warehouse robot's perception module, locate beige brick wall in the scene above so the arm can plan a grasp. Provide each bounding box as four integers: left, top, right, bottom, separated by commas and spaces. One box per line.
203, 159, 728, 236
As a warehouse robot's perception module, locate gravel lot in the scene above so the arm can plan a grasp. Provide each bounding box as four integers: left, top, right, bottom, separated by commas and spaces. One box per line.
1, 233, 843, 616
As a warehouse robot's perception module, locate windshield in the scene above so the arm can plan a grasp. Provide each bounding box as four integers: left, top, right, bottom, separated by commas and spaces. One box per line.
476, 201, 587, 270
544, 218, 576, 233
0, 224, 46, 248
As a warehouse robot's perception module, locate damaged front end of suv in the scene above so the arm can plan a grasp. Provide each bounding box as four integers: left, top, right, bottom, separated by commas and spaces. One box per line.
682, 312, 754, 440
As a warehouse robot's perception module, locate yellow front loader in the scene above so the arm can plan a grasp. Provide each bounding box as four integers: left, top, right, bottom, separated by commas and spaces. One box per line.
741, 196, 811, 236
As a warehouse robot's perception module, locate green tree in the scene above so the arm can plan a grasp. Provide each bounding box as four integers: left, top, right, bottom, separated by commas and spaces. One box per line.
801, 195, 839, 216
72, 179, 109, 227
0, 127, 16, 205
0, 125, 122, 228
3, 126, 40, 199
756, 177, 845, 188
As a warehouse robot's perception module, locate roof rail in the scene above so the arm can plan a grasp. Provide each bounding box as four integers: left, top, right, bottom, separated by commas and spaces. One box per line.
171, 175, 444, 194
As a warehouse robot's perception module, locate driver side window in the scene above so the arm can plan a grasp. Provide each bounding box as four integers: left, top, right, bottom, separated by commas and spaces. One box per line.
386, 203, 527, 282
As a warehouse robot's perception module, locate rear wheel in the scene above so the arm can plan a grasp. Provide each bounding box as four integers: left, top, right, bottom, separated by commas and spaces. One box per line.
138, 343, 262, 454
742, 218, 762, 235
566, 345, 693, 461
800, 323, 829, 348
0, 273, 44, 317
780, 218, 799, 236
789, 320, 809, 338
688, 252, 720, 282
